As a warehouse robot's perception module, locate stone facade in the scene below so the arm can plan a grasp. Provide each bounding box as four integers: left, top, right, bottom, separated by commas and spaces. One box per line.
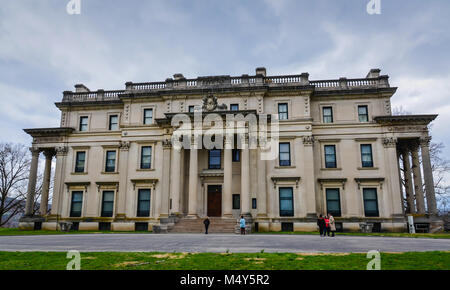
20, 68, 440, 233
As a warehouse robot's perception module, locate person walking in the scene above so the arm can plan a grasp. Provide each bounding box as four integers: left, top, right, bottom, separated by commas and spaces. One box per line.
324, 215, 330, 237
203, 216, 210, 234
317, 214, 325, 236
239, 216, 246, 235
328, 213, 336, 237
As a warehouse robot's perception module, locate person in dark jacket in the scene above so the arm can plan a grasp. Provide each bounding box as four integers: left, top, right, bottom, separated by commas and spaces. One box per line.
317, 214, 325, 236
203, 216, 210, 234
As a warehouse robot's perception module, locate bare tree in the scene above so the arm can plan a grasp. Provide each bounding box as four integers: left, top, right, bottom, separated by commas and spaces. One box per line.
0, 143, 30, 226
429, 141, 450, 214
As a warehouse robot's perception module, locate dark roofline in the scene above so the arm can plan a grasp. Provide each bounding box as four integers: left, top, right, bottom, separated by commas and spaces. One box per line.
23, 127, 74, 137
374, 114, 438, 125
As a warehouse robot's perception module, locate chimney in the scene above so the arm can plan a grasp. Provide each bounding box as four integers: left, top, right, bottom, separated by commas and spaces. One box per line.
366, 68, 381, 78
74, 84, 90, 92
256, 67, 267, 77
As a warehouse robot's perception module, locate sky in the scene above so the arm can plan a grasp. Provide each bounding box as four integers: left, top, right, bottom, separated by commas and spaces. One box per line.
0, 0, 449, 157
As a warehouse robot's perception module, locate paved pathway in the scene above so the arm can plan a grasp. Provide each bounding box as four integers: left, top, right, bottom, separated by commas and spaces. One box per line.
0, 234, 449, 253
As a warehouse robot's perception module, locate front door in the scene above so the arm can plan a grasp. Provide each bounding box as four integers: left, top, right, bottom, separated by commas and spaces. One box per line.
207, 185, 222, 217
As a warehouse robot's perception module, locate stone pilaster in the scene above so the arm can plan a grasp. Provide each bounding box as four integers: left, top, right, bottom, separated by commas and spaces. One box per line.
170, 145, 182, 215
241, 136, 250, 216
223, 136, 233, 217
302, 136, 316, 216
160, 139, 172, 218
40, 150, 54, 216
116, 141, 129, 219
420, 137, 437, 215
50, 146, 68, 217
256, 140, 267, 217
25, 147, 40, 216
187, 137, 198, 217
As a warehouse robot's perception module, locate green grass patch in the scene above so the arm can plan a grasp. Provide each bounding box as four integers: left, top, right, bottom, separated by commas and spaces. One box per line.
0, 228, 151, 236
255, 231, 450, 239
0, 251, 448, 270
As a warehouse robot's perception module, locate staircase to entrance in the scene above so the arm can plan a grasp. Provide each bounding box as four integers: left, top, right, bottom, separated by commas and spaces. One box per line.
169, 217, 238, 233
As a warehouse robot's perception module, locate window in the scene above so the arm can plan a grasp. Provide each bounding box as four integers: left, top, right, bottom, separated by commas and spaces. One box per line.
140, 146, 152, 169
208, 149, 221, 169
326, 188, 341, 217
279, 187, 294, 217
143, 109, 153, 125
278, 103, 288, 120
279, 143, 291, 166
105, 151, 116, 172
232, 149, 240, 162
323, 107, 333, 123
135, 222, 148, 231
230, 104, 239, 111
361, 144, 373, 167
109, 115, 119, 130
363, 188, 379, 217
79, 116, 88, 131
137, 189, 151, 217
252, 198, 257, 209
232, 194, 240, 210
70, 191, 83, 217
75, 151, 86, 173
188, 106, 195, 113
99, 222, 111, 231
101, 191, 114, 217
324, 145, 337, 168
358, 105, 369, 122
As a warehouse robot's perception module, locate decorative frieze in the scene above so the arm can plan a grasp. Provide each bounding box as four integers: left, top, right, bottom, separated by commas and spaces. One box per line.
119, 141, 130, 151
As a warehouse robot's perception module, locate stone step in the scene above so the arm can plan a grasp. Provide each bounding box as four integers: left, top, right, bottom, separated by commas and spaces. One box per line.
169, 217, 238, 233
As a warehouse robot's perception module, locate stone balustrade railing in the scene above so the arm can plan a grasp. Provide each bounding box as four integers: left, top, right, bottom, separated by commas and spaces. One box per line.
62, 74, 390, 103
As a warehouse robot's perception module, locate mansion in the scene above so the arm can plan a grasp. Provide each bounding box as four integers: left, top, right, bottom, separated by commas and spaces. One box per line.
19, 67, 441, 233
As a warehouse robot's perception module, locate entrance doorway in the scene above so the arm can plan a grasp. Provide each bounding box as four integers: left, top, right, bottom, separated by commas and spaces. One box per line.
207, 185, 222, 217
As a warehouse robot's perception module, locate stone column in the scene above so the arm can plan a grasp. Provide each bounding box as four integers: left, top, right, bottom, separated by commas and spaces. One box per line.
187, 137, 198, 217
160, 139, 172, 218
241, 137, 251, 215
25, 148, 40, 216
256, 142, 267, 217
411, 143, 426, 214
400, 149, 415, 213
116, 141, 130, 219
420, 137, 437, 215
223, 136, 233, 217
170, 145, 182, 215
51, 146, 68, 216
39, 150, 54, 216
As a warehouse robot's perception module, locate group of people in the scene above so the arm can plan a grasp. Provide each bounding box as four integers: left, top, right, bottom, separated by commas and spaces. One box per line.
317, 213, 336, 237
203, 216, 247, 235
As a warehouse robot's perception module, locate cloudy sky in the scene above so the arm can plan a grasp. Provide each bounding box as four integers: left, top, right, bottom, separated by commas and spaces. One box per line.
1, 0, 449, 157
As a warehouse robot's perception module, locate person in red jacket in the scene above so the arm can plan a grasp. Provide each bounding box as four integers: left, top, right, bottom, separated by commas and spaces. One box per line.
324, 215, 330, 237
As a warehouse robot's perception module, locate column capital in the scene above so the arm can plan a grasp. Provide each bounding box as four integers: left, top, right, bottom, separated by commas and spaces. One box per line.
43, 149, 56, 159
55, 146, 68, 156
302, 135, 315, 146
162, 139, 172, 149
382, 137, 397, 148
419, 136, 431, 147
29, 147, 41, 156
119, 141, 130, 151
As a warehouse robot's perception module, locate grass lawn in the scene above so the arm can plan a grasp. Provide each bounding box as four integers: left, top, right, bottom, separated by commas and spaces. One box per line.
255, 231, 450, 239
0, 228, 151, 236
0, 251, 448, 270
